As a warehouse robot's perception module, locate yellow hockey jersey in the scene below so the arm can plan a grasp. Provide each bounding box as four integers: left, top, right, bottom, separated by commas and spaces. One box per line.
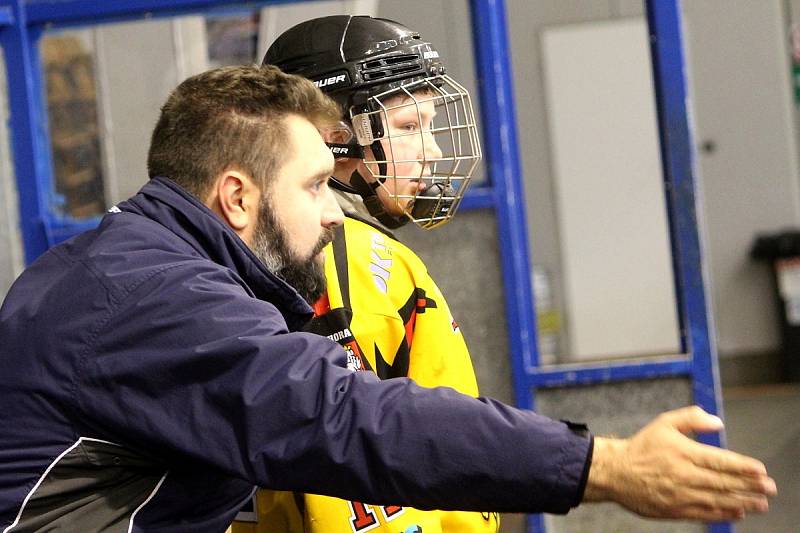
231, 216, 499, 533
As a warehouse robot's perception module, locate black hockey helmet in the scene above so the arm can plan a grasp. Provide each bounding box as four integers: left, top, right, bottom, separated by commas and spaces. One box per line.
264, 15, 444, 112
264, 16, 481, 229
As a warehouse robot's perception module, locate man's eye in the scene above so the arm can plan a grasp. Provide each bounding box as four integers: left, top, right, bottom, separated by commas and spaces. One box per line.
402, 123, 419, 132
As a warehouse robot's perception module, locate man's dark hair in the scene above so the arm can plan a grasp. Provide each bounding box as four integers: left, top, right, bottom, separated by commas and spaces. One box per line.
147, 64, 341, 199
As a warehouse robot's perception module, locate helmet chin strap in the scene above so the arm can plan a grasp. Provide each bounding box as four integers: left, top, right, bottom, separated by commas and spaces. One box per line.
359, 140, 410, 229
348, 170, 410, 230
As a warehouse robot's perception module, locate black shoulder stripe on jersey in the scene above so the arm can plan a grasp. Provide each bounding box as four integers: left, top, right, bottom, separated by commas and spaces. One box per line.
293, 491, 306, 518
397, 290, 416, 324
373, 344, 410, 380
332, 223, 351, 310
390, 342, 410, 379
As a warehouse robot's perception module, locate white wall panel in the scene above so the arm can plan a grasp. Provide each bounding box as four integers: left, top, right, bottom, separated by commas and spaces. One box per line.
683, 0, 800, 355
542, 18, 680, 359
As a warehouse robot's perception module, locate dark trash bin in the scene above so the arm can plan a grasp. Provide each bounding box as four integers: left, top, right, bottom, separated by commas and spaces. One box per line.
751, 230, 800, 382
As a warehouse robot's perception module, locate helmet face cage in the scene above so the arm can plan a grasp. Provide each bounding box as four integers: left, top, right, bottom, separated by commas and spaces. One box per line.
350, 74, 482, 229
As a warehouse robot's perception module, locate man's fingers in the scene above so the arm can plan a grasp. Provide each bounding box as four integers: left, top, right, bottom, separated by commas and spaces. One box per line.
677, 503, 746, 523
659, 405, 724, 434
684, 440, 773, 483
680, 463, 777, 496
703, 491, 770, 516
666, 487, 770, 521
657, 409, 777, 495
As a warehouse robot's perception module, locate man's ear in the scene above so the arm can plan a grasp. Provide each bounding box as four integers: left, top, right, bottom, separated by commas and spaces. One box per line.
206, 170, 261, 242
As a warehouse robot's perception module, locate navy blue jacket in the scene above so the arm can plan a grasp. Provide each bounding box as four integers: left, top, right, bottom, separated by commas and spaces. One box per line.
0, 177, 591, 532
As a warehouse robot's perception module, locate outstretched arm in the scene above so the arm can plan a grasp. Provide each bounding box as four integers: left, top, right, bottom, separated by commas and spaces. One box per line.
584, 406, 777, 522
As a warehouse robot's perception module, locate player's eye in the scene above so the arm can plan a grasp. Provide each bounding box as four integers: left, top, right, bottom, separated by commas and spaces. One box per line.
310, 178, 326, 193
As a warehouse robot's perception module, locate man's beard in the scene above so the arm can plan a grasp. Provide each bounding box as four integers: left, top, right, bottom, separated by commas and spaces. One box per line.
250, 196, 333, 304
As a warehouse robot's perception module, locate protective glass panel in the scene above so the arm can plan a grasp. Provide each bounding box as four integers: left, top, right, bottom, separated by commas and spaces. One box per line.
40, 16, 210, 219
37, 1, 388, 220
508, 0, 682, 364
34, 2, 683, 366
685, 0, 800, 365
38, 10, 273, 221
206, 11, 260, 67
0, 47, 25, 296
41, 31, 104, 219
536, 378, 700, 533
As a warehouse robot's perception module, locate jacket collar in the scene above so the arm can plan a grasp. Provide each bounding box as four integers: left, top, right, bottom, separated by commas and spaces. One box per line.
118, 176, 313, 330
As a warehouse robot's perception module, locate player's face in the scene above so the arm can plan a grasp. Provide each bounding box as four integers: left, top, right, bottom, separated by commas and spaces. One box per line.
251, 114, 342, 302
365, 91, 443, 215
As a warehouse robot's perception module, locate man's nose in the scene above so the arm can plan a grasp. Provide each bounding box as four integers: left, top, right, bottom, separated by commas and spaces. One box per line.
422, 131, 443, 162
322, 184, 344, 229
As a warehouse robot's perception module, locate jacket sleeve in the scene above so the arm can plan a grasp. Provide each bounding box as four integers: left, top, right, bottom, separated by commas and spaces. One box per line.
75, 262, 591, 514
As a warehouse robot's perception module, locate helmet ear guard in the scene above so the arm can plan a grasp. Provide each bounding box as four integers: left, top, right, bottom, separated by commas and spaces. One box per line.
320, 121, 364, 159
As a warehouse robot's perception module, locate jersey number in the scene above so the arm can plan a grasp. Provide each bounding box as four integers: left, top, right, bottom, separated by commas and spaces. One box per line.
349, 501, 404, 532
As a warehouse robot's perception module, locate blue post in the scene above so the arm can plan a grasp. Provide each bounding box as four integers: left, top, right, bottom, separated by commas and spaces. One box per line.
468, 1, 544, 531
0, 0, 52, 263
468, 0, 539, 407
646, 1, 729, 530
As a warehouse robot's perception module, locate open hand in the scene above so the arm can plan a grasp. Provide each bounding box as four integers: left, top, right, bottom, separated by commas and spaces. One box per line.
584, 406, 777, 522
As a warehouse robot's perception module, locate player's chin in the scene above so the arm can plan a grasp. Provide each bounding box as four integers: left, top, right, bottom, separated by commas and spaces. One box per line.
390, 195, 416, 215
399, 179, 426, 198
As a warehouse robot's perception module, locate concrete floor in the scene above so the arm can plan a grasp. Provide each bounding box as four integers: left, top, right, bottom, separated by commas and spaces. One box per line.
722, 384, 800, 533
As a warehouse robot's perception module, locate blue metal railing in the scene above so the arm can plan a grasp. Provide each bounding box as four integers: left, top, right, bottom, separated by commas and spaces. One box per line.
469, 0, 540, 411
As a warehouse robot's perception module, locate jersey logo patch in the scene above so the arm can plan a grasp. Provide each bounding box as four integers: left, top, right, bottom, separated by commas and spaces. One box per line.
345, 343, 366, 372
306, 307, 370, 374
